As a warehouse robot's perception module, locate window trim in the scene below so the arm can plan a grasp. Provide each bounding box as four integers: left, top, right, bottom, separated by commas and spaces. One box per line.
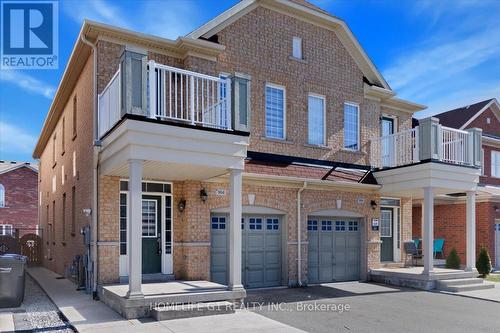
343, 102, 360, 151
265, 83, 286, 140
307, 93, 326, 146
61, 117, 65, 156
0, 184, 4, 208
292, 36, 302, 60
72, 95, 77, 140
492, 150, 500, 178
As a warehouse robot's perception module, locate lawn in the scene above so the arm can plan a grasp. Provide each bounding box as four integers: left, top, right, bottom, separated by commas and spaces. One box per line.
485, 274, 500, 282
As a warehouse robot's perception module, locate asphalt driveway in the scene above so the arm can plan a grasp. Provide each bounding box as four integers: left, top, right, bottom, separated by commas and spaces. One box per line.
245, 282, 500, 333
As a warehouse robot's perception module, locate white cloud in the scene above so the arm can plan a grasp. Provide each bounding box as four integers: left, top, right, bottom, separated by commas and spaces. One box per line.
0, 71, 56, 99
0, 121, 37, 155
62, 0, 130, 29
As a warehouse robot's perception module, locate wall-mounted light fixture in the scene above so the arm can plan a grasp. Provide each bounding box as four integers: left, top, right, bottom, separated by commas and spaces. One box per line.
178, 199, 186, 212
370, 200, 377, 210
200, 188, 208, 202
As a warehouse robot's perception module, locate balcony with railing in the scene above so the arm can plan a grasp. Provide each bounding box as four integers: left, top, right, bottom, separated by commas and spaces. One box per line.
371, 118, 482, 170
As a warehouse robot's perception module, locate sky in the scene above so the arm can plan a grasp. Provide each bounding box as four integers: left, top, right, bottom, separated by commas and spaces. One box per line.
0, 0, 499, 162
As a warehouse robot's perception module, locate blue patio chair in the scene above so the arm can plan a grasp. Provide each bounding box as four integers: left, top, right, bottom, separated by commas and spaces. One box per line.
413, 238, 420, 252
434, 239, 444, 258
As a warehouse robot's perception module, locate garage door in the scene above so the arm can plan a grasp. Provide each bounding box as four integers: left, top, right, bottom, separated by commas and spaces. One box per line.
308, 217, 361, 283
210, 215, 282, 288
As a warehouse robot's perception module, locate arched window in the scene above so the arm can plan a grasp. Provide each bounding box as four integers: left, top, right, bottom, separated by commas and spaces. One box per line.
0, 184, 4, 207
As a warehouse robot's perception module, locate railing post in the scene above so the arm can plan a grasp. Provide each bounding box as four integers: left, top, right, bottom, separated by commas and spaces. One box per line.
190, 76, 195, 125
226, 77, 232, 130
466, 128, 483, 167
418, 117, 440, 161
414, 126, 420, 163
148, 60, 157, 119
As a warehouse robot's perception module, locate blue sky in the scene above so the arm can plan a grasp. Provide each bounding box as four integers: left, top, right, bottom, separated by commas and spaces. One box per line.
1, 0, 499, 162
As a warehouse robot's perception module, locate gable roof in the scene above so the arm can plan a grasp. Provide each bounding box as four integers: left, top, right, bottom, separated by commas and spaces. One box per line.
433, 98, 499, 129
187, 0, 390, 90
0, 161, 38, 175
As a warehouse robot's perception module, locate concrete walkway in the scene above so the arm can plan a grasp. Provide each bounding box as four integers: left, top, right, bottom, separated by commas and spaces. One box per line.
28, 267, 305, 333
438, 281, 500, 303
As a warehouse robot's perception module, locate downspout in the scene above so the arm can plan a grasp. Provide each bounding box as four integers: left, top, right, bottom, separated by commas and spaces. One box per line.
297, 181, 307, 286
80, 34, 100, 298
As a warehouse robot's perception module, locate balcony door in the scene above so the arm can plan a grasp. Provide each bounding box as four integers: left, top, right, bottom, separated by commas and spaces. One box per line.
381, 117, 395, 167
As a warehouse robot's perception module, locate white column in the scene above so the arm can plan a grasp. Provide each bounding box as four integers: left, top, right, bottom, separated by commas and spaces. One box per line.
423, 187, 435, 275
466, 191, 477, 272
126, 159, 144, 299
228, 169, 244, 291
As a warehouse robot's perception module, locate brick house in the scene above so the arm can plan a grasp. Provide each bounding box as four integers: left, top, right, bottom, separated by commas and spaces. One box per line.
412, 98, 500, 267
32, 0, 484, 317
0, 161, 39, 237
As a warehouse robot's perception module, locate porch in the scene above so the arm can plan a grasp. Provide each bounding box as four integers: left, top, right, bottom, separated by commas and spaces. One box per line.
99, 280, 245, 319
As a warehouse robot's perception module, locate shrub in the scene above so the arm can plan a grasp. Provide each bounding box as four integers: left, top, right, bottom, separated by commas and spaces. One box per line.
476, 247, 492, 277
445, 248, 461, 269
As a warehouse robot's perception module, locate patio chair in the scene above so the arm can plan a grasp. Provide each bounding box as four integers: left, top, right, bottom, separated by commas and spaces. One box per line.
413, 238, 420, 251
404, 241, 423, 267
433, 239, 445, 258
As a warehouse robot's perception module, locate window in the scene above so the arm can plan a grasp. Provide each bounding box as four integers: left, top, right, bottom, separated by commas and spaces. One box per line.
321, 220, 332, 231
266, 218, 279, 230
335, 221, 346, 231
344, 103, 360, 150
71, 186, 76, 234
249, 217, 262, 230
211, 216, 226, 230
72, 96, 77, 139
348, 221, 359, 232
307, 220, 318, 231
308, 95, 325, 145
292, 36, 302, 59
61, 117, 65, 155
52, 201, 56, 242
72, 151, 76, 177
0, 184, 4, 207
492, 151, 500, 178
0, 224, 13, 236
265, 84, 285, 139
141, 200, 157, 237
62, 193, 66, 241
120, 193, 127, 254
52, 134, 57, 167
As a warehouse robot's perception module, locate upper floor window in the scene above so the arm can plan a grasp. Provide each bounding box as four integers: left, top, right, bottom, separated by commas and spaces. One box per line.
72, 96, 77, 139
492, 151, 500, 178
61, 117, 65, 155
344, 102, 360, 151
292, 37, 302, 59
0, 184, 4, 208
265, 84, 285, 140
52, 134, 57, 167
0, 224, 13, 236
308, 94, 325, 145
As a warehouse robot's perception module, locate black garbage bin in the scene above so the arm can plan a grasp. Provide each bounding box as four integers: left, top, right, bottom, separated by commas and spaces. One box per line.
0, 254, 28, 308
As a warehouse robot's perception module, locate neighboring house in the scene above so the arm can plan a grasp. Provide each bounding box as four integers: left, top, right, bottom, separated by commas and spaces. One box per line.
32, 0, 482, 309
0, 161, 39, 237
412, 98, 500, 267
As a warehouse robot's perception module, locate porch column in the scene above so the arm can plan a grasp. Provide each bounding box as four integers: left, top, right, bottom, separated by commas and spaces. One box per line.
422, 187, 435, 275
126, 159, 144, 299
228, 169, 244, 291
466, 191, 477, 272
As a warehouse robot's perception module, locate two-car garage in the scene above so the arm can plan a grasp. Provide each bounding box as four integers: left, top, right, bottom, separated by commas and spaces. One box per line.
210, 211, 362, 288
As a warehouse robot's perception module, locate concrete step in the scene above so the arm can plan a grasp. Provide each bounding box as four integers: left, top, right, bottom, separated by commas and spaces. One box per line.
151, 301, 235, 321
435, 278, 485, 287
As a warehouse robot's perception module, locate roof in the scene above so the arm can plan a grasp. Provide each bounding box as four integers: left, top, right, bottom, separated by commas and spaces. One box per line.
433, 98, 498, 129
187, 0, 391, 90
0, 161, 38, 175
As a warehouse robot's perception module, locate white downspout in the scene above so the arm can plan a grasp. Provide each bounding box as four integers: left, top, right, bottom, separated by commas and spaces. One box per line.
297, 181, 307, 286
80, 34, 100, 297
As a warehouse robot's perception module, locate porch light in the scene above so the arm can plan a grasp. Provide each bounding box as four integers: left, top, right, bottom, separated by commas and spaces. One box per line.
178, 199, 186, 212
370, 200, 377, 210
200, 188, 208, 202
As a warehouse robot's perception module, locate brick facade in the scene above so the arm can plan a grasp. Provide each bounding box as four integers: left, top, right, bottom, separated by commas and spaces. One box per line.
0, 166, 38, 236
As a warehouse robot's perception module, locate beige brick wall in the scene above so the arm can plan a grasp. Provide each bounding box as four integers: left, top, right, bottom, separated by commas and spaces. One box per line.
38, 55, 94, 277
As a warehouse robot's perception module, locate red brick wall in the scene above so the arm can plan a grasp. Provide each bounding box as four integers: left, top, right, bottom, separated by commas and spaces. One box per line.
0, 167, 38, 234
412, 202, 498, 263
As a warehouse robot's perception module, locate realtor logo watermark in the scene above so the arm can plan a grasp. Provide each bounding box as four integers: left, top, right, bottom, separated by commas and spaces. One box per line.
1, 0, 58, 69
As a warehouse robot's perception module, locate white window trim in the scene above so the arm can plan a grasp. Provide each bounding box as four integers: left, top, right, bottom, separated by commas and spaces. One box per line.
492, 151, 500, 178
381, 113, 398, 134
308, 93, 326, 146
0, 184, 4, 208
0, 224, 13, 236
343, 102, 360, 151
265, 83, 286, 140
292, 36, 302, 60
481, 148, 485, 175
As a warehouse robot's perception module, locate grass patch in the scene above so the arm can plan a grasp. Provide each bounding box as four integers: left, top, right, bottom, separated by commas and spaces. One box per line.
485, 274, 500, 282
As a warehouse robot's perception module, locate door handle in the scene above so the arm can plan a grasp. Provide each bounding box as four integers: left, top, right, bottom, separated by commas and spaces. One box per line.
157, 237, 161, 254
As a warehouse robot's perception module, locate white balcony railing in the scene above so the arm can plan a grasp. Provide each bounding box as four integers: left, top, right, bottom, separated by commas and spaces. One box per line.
98, 68, 121, 138
371, 127, 420, 169
371, 122, 477, 169
148, 60, 231, 130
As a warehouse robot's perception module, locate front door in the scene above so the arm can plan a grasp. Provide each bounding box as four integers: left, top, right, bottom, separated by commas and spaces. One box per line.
380, 208, 394, 262
381, 117, 395, 167
142, 195, 162, 274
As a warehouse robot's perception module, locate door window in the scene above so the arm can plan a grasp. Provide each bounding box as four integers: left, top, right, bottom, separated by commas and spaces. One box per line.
380, 210, 392, 237
142, 199, 157, 237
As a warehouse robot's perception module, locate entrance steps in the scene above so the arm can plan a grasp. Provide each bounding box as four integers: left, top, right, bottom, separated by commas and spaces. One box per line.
435, 278, 495, 292
151, 300, 235, 321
